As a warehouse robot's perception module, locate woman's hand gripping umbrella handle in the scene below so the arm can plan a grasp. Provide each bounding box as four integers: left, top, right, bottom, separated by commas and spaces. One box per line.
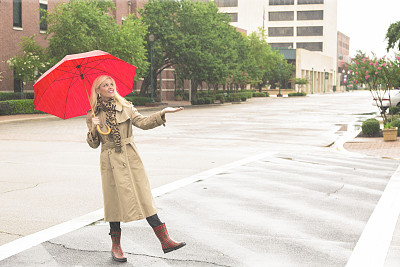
91, 112, 111, 135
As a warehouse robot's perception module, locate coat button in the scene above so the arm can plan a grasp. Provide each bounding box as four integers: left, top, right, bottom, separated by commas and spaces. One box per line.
123, 163, 127, 167
111, 166, 114, 169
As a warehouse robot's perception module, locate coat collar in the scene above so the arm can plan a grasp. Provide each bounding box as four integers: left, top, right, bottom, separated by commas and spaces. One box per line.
115, 101, 123, 112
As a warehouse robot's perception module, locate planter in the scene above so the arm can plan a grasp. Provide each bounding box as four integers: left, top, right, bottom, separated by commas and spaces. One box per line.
383, 127, 398, 141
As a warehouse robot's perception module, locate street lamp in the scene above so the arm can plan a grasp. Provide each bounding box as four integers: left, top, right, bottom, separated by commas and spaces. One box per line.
323, 67, 326, 93
311, 65, 314, 94
342, 69, 346, 92
149, 34, 155, 103
278, 61, 282, 97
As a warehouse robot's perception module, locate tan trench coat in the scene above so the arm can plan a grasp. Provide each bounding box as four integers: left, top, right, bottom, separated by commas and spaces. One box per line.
86, 102, 166, 222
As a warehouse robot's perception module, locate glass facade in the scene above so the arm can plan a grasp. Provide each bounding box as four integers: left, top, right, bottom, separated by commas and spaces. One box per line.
40, 3, 48, 31
297, 26, 323, 36
297, 10, 323, 20
269, 43, 294, 49
214, 0, 238, 7
268, 27, 294, 37
298, 0, 324, 4
227, 12, 238, 22
297, 42, 323, 51
13, 0, 22, 28
269, 11, 294, 21
269, 0, 294, 5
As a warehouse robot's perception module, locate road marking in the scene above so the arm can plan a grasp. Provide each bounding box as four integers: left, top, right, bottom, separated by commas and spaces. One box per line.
0, 151, 275, 261
346, 164, 400, 267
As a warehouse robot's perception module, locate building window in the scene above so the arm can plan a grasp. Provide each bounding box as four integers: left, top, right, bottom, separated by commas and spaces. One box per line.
13, 0, 22, 28
227, 12, 238, 22
269, 43, 293, 49
214, 0, 238, 7
297, 10, 323, 20
269, 0, 294, 5
40, 3, 48, 31
297, 42, 323, 51
297, 26, 323, 36
268, 27, 294, 37
298, 0, 324, 4
269, 11, 294, 21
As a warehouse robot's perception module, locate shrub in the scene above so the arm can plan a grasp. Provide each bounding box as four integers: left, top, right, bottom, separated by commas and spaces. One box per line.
288, 92, 307, 97
253, 92, 267, 97
0, 99, 43, 115
391, 119, 400, 134
124, 96, 152, 106
241, 96, 247, 101
389, 106, 400, 115
361, 118, 380, 136
0, 92, 35, 101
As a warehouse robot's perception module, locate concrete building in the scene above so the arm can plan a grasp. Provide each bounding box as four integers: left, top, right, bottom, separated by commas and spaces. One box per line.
264, 0, 338, 94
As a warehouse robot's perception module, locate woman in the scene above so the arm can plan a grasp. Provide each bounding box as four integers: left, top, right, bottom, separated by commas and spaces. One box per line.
86, 75, 185, 262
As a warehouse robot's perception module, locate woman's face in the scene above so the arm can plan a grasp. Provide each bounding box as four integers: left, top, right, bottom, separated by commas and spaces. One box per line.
97, 78, 115, 100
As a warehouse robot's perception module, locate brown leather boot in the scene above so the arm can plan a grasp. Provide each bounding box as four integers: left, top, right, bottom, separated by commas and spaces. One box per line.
152, 223, 186, 253
110, 230, 127, 262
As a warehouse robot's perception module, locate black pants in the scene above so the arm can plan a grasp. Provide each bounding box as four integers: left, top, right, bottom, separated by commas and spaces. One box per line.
109, 214, 163, 232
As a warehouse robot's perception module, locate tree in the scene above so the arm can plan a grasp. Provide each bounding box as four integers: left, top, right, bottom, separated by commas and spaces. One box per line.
45, 0, 148, 79
347, 51, 400, 125
386, 21, 400, 52
140, 0, 240, 99
7, 36, 50, 97
247, 29, 294, 91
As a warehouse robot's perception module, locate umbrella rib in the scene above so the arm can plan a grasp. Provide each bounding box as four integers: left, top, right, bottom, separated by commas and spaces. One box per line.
88, 66, 134, 90
63, 60, 85, 118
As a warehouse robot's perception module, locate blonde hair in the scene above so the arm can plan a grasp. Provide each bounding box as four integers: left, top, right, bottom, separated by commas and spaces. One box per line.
89, 75, 132, 112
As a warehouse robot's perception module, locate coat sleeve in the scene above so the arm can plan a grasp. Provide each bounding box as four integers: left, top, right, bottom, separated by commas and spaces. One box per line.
130, 106, 166, 130
86, 112, 100, 149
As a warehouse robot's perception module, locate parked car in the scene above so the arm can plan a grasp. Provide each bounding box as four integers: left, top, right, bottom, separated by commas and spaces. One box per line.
372, 90, 400, 111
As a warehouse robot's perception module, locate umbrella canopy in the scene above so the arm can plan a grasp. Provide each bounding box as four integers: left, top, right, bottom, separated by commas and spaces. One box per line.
34, 50, 137, 119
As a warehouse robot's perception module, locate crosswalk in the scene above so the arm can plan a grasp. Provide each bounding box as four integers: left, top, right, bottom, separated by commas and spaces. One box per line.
1, 151, 399, 266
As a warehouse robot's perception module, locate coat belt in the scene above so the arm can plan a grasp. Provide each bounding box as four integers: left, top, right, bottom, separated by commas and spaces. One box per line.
101, 136, 133, 151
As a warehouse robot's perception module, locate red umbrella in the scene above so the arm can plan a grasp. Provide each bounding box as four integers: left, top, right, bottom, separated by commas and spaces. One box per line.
34, 50, 137, 120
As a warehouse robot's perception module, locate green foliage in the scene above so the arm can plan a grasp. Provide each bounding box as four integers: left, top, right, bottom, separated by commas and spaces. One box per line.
389, 106, 400, 115
6, 36, 50, 95
385, 21, 400, 52
124, 96, 152, 106
294, 78, 308, 85
252, 92, 267, 97
247, 29, 294, 90
347, 51, 400, 125
45, 0, 148, 78
288, 92, 307, 97
0, 99, 43, 115
361, 118, 380, 136
140, 0, 246, 97
391, 119, 400, 134
0, 92, 34, 101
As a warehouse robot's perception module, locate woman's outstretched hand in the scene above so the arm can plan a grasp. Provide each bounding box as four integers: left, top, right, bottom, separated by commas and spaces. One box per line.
161, 107, 184, 116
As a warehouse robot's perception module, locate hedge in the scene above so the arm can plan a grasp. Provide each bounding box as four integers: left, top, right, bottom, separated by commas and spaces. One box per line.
288, 92, 307, 97
124, 96, 152, 106
0, 92, 35, 101
0, 99, 43, 115
253, 92, 268, 97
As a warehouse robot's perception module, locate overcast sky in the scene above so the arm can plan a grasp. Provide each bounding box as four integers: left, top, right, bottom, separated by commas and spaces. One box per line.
337, 0, 400, 58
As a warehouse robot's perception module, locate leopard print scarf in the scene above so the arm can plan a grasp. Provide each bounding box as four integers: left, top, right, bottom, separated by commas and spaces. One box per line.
97, 96, 122, 153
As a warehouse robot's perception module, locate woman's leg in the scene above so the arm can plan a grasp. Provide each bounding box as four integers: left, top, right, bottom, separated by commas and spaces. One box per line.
147, 214, 186, 253
146, 214, 163, 228
109, 222, 127, 262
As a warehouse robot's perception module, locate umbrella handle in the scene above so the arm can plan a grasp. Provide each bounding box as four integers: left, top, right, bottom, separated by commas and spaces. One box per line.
91, 112, 111, 135
97, 124, 111, 135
